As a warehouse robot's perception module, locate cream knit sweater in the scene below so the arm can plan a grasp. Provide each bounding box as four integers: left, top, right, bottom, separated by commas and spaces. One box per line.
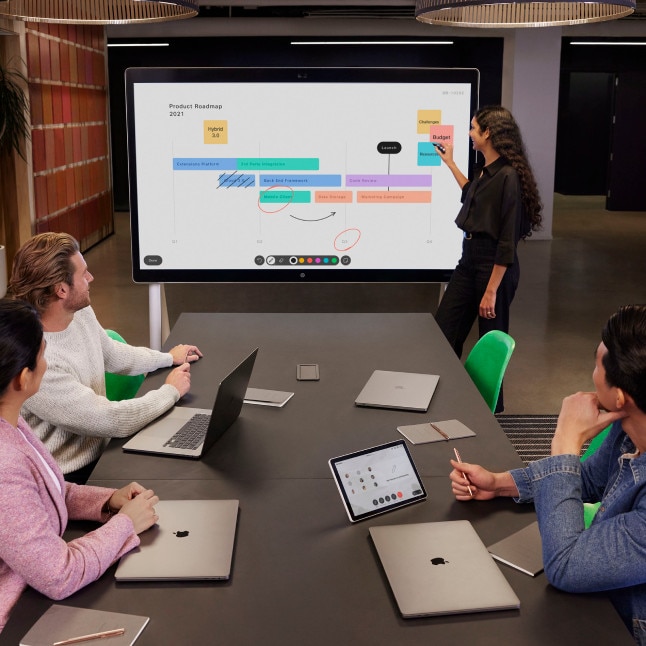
21, 306, 179, 474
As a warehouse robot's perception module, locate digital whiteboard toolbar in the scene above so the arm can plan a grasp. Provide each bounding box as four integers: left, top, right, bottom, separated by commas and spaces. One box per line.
125, 67, 479, 283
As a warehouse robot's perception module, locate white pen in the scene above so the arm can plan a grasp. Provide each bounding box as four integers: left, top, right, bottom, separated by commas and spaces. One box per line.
453, 447, 474, 497
53, 627, 125, 645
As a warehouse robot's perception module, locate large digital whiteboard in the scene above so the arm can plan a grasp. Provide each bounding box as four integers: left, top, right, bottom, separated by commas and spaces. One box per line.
125, 67, 479, 283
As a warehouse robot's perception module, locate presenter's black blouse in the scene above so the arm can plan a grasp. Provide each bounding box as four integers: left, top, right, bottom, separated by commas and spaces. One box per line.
455, 156, 524, 266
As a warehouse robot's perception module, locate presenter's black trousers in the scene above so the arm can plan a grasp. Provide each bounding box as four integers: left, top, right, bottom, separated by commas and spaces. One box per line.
435, 235, 519, 412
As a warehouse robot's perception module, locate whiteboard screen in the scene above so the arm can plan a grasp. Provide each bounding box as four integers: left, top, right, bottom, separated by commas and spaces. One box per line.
126, 67, 479, 283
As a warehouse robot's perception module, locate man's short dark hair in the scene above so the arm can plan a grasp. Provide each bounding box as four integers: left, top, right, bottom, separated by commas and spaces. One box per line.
601, 304, 646, 413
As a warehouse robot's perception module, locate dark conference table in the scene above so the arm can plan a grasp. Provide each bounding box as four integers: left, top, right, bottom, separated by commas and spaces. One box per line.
2, 314, 632, 645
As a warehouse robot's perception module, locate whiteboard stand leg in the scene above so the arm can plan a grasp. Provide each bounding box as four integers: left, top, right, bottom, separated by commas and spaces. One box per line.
149, 283, 164, 351
160, 284, 170, 345
438, 282, 448, 308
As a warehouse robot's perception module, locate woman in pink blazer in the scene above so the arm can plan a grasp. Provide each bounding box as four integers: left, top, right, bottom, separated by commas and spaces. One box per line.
0, 299, 160, 632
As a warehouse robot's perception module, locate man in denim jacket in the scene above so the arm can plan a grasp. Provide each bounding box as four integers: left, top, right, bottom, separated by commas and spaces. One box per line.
450, 304, 646, 643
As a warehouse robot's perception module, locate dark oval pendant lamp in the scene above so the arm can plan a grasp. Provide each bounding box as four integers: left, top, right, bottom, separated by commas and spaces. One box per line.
0, 0, 199, 24
415, 0, 635, 27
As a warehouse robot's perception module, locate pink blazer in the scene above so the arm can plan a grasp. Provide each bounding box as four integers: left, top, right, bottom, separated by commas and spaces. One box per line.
0, 417, 139, 632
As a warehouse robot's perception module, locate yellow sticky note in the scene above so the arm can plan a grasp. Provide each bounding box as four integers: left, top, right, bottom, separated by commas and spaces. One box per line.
417, 110, 441, 135
204, 120, 228, 144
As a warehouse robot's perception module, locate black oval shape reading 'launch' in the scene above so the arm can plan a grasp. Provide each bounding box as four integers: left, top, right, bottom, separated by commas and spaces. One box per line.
377, 141, 402, 154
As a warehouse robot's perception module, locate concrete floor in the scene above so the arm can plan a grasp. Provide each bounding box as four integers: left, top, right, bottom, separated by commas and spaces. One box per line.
86, 194, 646, 415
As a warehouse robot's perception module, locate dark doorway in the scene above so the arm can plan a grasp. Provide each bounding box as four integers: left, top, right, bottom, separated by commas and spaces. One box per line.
607, 72, 646, 211
555, 72, 613, 196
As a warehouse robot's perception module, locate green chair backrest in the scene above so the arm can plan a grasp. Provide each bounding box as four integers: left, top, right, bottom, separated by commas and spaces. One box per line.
580, 425, 611, 462
581, 424, 611, 528
104, 329, 145, 401
464, 330, 516, 413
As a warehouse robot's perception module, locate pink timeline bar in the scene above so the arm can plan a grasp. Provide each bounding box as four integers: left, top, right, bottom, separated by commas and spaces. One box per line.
357, 191, 432, 203
315, 191, 353, 203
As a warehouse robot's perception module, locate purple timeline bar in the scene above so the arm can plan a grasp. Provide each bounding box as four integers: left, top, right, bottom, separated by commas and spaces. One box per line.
346, 175, 432, 187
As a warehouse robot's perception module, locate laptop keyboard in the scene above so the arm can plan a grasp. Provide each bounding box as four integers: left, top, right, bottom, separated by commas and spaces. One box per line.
163, 413, 211, 450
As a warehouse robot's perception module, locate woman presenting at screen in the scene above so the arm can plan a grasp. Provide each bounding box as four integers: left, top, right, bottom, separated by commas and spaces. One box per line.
435, 105, 542, 411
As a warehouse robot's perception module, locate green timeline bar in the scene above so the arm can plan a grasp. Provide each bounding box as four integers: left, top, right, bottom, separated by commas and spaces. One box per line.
239, 158, 319, 171
259, 191, 311, 203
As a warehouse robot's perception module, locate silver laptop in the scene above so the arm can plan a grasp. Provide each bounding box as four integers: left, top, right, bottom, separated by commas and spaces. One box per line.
122, 348, 257, 458
115, 499, 239, 581
369, 520, 520, 617
355, 370, 439, 412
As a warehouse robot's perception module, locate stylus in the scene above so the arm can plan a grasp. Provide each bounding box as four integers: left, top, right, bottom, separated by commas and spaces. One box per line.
453, 447, 474, 497
54, 628, 125, 645
430, 423, 450, 441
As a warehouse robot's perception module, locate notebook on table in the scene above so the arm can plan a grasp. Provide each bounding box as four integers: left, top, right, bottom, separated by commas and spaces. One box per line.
369, 520, 520, 618
354, 370, 439, 412
487, 520, 544, 577
115, 499, 239, 581
20, 605, 149, 646
122, 348, 257, 458
329, 439, 427, 522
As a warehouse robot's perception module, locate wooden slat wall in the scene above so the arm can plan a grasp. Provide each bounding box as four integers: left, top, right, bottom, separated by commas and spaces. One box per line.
26, 22, 113, 251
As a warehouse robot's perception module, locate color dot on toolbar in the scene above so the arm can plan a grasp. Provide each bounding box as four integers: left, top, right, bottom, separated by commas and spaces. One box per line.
331, 257, 338, 264
307, 257, 313, 264
315, 257, 321, 264
299, 257, 305, 264
323, 258, 329, 264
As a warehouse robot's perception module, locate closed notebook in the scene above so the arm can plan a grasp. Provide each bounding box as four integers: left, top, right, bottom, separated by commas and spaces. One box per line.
20, 605, 149, 646
397, 419, 476, 444
487, 521, 544, 577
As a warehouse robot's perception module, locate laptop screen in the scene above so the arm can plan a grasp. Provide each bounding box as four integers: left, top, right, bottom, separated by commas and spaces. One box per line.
329, 440, 427, 522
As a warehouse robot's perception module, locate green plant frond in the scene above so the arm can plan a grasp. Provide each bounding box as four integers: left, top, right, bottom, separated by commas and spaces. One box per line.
0, 58, 31, 160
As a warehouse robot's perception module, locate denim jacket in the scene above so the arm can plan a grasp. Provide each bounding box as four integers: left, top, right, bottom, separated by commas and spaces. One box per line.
510, 420, 646, 644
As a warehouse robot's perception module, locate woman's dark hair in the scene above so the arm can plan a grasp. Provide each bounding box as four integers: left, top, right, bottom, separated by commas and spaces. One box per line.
601, 304, 646, 413
473, 105, 543, 237
0, 299, 43, 396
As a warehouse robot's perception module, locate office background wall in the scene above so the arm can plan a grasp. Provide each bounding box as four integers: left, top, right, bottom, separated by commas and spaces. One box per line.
107, 37, 503, 213
104, 16, 645, 320
557, 39, 646, 210
27, 22, 114, 249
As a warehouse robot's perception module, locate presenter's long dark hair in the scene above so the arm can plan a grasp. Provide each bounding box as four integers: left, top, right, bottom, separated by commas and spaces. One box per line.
474, 105, 542, 237
0, 299, 43, 396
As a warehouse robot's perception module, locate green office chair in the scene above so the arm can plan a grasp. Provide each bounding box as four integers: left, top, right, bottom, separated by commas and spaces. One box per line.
104, 329, 145, 401
464, 330, 516, 413
580, 424, 611, 528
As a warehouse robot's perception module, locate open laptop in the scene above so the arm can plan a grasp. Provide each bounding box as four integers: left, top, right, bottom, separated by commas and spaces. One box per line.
115, 499, 239, 581
369, 520, 520, 618
122, 348, 258, 458
355, 370, 439, 412
329, 439, 427, 522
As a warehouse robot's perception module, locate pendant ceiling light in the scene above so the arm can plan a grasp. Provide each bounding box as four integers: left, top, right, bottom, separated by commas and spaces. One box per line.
0, 0, 199, 24
415, 0, 635, 27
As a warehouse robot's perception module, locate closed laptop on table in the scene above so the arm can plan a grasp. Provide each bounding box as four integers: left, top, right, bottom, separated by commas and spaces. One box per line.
115, 499, 239, 581
355, 370, 439, 412
122, 348, 257, 458
369, 520, 520, 618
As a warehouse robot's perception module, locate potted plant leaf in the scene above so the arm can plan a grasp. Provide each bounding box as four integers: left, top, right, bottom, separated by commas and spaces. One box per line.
0, 58, 30, 159
0, 57, 30, 297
